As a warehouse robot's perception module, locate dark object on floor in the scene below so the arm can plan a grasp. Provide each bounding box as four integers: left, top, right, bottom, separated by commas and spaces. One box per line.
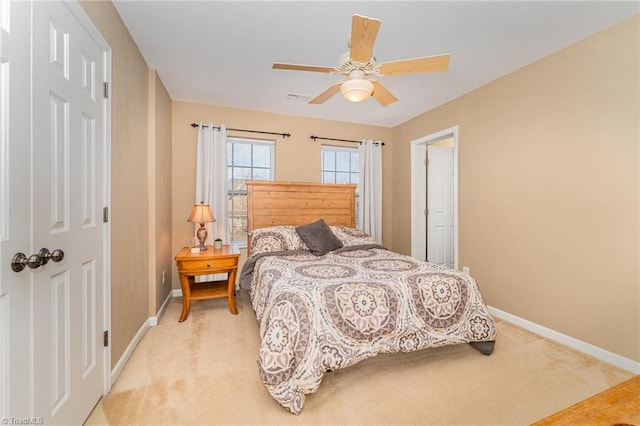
469, 340, 495, 355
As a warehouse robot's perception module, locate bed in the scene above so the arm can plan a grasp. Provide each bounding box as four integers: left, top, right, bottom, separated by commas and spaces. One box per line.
240, 180, 496, 414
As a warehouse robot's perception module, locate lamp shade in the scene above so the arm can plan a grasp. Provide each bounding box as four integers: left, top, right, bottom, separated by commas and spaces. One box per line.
340, 78, 374, 102
187, 202, 215, 224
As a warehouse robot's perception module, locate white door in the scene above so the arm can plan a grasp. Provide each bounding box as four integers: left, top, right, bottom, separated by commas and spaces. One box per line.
0, 0, 33, 418
1, 0, 110, 423
427, 145, 454, 268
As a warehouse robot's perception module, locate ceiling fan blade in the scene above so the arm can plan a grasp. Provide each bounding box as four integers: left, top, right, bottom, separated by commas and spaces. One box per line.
272, 63, 335, 73
350, 14, 381, 63
372, 81, 398, 107
379, 54, 450, 76
309, 82, 342, 104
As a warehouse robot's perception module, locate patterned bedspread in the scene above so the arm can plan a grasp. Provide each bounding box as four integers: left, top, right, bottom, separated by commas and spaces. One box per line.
243, 228, 496, 414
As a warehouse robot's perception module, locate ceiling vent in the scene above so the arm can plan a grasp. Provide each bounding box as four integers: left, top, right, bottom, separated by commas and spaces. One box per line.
285, 93, 312, 102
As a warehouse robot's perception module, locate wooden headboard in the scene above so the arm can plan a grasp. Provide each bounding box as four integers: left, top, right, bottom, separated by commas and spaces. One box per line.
246, 180, 356, 235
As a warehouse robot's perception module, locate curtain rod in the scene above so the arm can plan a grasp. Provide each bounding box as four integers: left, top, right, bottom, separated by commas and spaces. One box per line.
310, 135, 385, 146
190, 122, 290, 138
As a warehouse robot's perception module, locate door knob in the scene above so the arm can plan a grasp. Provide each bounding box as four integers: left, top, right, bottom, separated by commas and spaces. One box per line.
11, 252, 42, 272
11, 248, 64, 272
38, 248, 64, 265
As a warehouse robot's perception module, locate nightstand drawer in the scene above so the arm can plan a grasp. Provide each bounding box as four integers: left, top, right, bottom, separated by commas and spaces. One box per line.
179, 257, 237, 273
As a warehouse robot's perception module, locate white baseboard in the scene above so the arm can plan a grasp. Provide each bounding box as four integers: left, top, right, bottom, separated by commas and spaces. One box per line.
488, 306, 640, 374
110, 318, 150, 384
111, 291, 174, 383
149, 290, 173, 326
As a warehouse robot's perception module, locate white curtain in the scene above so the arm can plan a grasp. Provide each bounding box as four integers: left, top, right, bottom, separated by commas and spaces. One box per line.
358, 140, 383, 242
195, 122, 229, 245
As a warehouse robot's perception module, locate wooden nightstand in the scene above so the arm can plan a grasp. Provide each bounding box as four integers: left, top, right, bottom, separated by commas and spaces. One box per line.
174, 245, 241, 322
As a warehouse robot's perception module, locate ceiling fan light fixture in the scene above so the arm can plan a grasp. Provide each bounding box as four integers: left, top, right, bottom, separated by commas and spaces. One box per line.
340, 78, 374, 102
273, 14, 449, 107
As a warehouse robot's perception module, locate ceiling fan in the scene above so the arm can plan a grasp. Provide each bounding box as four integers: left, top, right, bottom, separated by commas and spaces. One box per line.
272, 14, 450, 107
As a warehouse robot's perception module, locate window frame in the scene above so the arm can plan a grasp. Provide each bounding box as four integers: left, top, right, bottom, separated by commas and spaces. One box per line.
321, 145, 360, 223
320, 145, 359, 186
227, 137, 275, 248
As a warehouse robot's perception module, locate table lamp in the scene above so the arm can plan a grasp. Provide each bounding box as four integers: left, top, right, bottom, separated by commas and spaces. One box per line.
187, 202, 215, 251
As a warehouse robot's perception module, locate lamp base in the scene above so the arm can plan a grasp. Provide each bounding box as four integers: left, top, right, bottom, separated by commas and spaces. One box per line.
196, 224, 208, 251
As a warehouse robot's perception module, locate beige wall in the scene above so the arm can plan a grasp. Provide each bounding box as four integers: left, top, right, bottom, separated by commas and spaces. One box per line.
150, 71, 174, 313
392, 16, 639, 361
80, 1, 172, 368
171, 102, 393, 287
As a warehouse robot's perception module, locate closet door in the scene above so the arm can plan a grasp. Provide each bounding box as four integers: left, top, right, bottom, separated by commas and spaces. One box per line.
1, 1, 110, 423
0, 0, 34, 418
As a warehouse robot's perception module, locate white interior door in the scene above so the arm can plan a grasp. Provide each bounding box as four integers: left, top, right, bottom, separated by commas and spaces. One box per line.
0, 0, 33, 417
427, 145, 454, 268
410, 127, 459, 269
1, 0, 110, 423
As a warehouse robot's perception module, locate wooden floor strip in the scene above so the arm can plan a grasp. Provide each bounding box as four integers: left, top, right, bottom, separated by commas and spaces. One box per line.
532, 375, 639, 425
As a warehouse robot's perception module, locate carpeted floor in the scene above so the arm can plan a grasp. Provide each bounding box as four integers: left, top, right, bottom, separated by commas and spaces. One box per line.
85, 290, 633, 425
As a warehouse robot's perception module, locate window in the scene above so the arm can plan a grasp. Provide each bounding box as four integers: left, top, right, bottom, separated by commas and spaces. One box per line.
227, 137, 274, 245
321, 145, 359, 221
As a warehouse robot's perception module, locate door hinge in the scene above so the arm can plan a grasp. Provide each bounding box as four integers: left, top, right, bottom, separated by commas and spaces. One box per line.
103, 207, 109, 223
103, 330, 109, 347
103, 82, 109, 99
424, 208, 429, 216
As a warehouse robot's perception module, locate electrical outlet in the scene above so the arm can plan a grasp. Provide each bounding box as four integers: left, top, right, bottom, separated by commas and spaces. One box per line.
462, 266, 470, 275
162, 270, 166, 284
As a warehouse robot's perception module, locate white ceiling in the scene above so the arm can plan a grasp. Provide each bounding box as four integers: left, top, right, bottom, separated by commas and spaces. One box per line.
112, 1, 638, 128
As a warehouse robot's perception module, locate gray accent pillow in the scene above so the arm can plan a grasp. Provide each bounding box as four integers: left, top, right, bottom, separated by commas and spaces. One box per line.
295, 219, 343, 256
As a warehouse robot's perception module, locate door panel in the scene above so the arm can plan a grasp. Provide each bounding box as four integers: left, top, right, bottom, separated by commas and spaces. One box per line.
0, 0, 33, 417
1, 0, 108, 423
427, 145, 454, 268
32, 2, 105, 423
